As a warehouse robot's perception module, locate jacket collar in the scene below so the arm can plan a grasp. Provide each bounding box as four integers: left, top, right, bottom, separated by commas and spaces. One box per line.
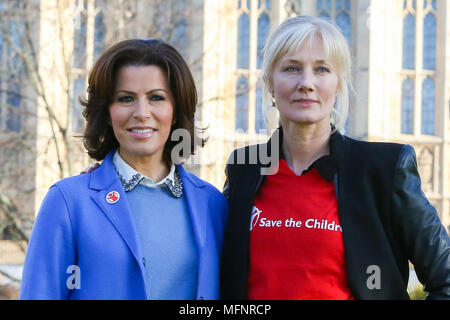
278, 127, 343, 181
90, 151, 185, 196
112, 150, 183, 197
89, 151, 120, 191
263, 126, 341, 181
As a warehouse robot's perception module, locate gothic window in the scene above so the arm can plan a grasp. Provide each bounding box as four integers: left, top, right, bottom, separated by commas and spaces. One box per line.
400, 0, 439, 136
317, 0, 332, 21
402, 13, 416, 70
6, 20, 24, 132
421, 77, 435, 135
0, 35, 2, 125
72, 77, 85, 132
94, 11, 106, 60
0, 24, 2, 63
255, 87, 265, 132
401, 78, 415, 134
423, 12, 436, 70
257, 12, 269, 69
0, 26, 3, 130
316, 0, 351, 46
235, 0, 270, 133
335, 11, 351, 45
171, 0, 188, 55
73, 1, 108, 132
235, 76, 249, 132
317, 2, 331, 23
237, 9, 250, 69
172, 17, 187, 55
336, 0, 351, 10
71, 0, 87, 134
73, 0, 87, 69
0, 11, 24, 132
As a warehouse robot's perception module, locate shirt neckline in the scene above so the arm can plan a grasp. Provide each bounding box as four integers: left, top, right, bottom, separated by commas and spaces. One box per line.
112, 150, 183, 197
277, 127, 339, 182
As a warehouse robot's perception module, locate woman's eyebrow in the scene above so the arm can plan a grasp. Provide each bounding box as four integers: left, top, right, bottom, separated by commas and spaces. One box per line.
314, 59, 330, 64
114, 88, 169, 95
281, 58, 302, 64
114, 89, 135, 95
280, 58, 330, 64
146, 88, 169, 95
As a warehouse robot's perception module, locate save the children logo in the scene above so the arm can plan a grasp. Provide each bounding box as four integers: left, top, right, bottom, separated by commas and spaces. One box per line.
106, 191, 120, 204
250, 206, 262, 231
250, 206, 343, 233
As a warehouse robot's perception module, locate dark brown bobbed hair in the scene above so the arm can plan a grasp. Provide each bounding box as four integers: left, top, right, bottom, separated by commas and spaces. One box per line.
80, 38, 205, 165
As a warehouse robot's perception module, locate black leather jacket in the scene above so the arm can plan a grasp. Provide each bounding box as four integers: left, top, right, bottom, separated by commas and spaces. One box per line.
220, 129, 450, 299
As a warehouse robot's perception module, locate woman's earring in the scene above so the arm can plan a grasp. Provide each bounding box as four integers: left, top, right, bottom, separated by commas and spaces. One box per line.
272, 100, 276, 107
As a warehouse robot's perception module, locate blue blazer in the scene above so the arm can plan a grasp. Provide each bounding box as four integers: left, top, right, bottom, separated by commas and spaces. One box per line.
20, 151, 228, 300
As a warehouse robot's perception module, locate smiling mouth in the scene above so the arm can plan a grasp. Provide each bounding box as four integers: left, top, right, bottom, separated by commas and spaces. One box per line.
127, 127, 156, 138
128, 128, 155, 134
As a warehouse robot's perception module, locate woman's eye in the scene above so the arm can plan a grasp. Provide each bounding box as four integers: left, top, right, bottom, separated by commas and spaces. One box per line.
316, 66, 330, 73
118, 96, 133, 103
285, 66, 300, 72
150, 95, 165, 101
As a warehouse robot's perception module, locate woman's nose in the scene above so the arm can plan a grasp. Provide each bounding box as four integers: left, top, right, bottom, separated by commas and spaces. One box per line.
133, 98, 151, 120
296, 71, 314, 92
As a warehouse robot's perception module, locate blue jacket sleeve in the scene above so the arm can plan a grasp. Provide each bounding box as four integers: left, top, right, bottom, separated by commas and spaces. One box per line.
20, 185, 76, 300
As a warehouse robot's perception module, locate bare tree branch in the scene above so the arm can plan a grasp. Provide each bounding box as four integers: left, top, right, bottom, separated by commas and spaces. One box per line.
0, 195, 29, 245
0, 269, 21, 284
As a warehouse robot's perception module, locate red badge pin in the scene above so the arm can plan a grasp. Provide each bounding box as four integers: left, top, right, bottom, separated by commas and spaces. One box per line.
106, 191, 120, 204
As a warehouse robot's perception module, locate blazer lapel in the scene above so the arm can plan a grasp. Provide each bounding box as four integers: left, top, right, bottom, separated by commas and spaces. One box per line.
331, 134, 364, 296
177, 165, 209, 299
89, 152, 144, 269
177, 165, 207, 249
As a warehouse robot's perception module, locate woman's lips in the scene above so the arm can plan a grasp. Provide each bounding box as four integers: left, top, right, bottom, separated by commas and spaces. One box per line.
127, 127, 156, 138
293, 99, 319, 106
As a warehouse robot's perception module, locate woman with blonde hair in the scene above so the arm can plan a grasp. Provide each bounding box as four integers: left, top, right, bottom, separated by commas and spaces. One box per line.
221, 16, 450, 300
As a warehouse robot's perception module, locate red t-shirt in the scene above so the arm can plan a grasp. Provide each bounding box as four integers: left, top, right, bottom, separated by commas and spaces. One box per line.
248, 159, 353, 300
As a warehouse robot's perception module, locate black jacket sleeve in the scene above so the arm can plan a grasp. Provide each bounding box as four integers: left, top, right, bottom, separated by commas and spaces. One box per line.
391, 144, 450, 299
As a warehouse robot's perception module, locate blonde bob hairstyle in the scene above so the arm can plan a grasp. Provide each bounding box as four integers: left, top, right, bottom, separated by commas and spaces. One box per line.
262, 15, 353, 133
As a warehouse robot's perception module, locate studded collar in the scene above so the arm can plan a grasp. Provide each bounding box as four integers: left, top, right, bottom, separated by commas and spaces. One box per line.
112, 150, 183, 198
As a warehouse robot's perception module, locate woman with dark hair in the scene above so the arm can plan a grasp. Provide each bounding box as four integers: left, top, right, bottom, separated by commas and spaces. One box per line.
20, 39, 228, 300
